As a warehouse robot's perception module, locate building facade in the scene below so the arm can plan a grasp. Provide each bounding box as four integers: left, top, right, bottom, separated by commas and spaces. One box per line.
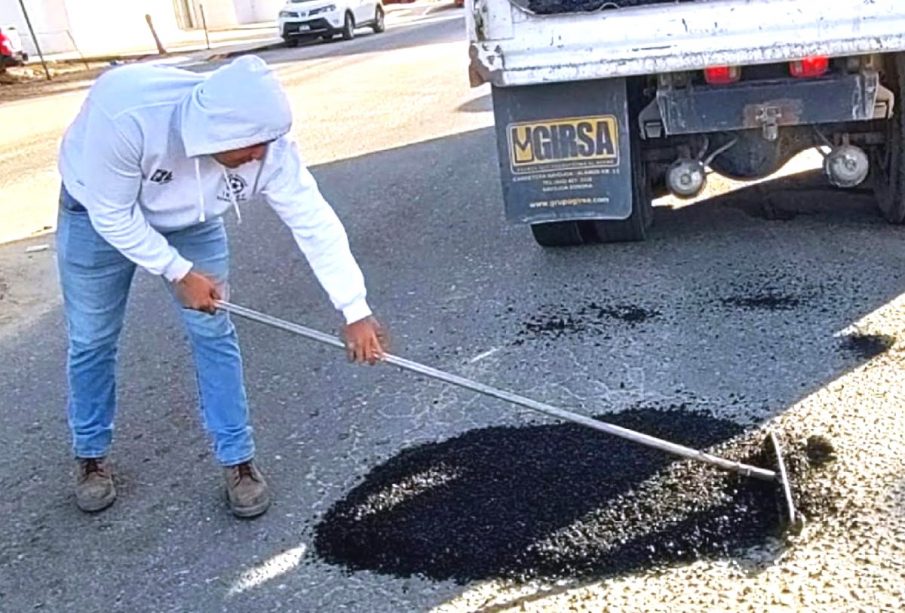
0, 0, 283, 57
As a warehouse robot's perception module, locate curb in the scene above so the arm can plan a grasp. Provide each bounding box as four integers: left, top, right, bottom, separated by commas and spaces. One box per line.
214, 40, 286, 60
30, 37, 283, 67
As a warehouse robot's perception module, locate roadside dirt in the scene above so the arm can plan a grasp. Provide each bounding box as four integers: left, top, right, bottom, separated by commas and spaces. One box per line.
0, 61, 117, 103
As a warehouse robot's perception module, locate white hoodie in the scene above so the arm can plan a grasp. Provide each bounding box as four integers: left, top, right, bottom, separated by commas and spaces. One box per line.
58, 55, 371, 323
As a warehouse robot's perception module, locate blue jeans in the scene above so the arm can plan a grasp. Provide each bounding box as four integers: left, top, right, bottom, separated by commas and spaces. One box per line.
56, 188, 255, 466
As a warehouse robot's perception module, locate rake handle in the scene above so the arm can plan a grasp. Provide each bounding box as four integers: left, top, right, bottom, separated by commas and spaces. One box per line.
217, 301, 778, 482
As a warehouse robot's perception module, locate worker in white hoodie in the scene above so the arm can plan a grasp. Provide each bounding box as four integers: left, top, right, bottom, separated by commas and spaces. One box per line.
56, 55, 385, 518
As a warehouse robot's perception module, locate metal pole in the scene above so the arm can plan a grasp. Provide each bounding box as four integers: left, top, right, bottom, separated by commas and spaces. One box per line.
199, 3, 211, 50
65, 30, 89, 71
217, 301, 779, 482
145, 14, 167, 55
16, 0, 50, 80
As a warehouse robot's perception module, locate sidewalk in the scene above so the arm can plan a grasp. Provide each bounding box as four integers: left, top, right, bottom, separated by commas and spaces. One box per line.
31, 22, 283, 66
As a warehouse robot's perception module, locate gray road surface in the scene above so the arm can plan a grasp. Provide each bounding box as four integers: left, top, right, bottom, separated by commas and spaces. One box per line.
1, 7, 903, 612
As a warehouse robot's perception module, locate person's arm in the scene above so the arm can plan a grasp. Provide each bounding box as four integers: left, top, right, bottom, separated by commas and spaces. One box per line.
261, 139, 385, 362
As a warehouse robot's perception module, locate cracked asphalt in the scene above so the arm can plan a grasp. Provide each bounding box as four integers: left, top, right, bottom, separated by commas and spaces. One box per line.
1, 5, 904, 612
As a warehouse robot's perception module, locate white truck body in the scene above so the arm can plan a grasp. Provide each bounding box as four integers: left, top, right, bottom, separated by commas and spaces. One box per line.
467, 0, 905, 87
469, 0, 905, 247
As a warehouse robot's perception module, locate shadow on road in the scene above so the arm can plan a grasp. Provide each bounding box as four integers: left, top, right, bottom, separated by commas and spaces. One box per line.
457, 93, 491, 113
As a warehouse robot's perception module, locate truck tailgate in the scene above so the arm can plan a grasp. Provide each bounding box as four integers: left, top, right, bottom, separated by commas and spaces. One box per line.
469, 0, 905, 86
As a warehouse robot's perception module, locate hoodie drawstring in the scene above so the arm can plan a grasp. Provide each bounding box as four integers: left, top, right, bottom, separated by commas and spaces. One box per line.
222, 166, 242, 224
194, 158, 206, 223
193, 158, 243, 225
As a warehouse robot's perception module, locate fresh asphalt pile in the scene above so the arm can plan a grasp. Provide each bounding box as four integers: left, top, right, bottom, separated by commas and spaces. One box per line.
314, 406, 828, 584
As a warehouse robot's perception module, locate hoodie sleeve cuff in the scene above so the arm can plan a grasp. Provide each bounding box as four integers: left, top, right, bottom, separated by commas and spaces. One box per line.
163, 256, 193, 283
342, 299, 372, 324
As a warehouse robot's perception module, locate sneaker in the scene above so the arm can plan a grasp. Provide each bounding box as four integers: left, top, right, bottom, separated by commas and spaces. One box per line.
224, 460, 270, 518
75, 457, 116, 513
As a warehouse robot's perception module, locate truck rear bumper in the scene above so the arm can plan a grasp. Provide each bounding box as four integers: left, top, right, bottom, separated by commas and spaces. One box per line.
469, 0, 905, 87
642, 70, 891, 138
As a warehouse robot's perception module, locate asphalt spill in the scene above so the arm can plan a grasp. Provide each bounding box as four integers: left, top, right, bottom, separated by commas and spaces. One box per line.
313, 407, 786, 583
805, 435, 837, 467
513, 302, 660, 345
721, 293, 802, 311
838, 333, 896, 360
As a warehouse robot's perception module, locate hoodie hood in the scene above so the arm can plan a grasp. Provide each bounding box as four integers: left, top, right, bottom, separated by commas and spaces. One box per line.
181, 55, 292, 158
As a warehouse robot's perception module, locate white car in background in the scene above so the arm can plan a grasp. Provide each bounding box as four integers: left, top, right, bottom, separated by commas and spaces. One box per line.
278, 0, 385, 46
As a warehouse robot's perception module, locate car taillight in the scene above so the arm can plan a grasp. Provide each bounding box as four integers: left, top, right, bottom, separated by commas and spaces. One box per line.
704, 66, 741, 85
790, 56, 829, 78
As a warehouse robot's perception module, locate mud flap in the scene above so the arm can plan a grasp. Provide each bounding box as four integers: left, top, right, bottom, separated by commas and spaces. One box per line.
491, 79, 634, 224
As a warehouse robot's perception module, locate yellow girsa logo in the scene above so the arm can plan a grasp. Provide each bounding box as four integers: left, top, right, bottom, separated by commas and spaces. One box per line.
509, 116, 619, 173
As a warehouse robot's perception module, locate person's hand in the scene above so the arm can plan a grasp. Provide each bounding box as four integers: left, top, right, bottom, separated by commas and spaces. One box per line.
174, 271, 221, 314
343, 316, 388, 365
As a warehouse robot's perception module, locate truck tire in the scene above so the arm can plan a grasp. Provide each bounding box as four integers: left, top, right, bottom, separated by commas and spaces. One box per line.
586, 127, 653, 242
528, 84, 652, 246
530, 221, 592, 247
872, 52, 905, 224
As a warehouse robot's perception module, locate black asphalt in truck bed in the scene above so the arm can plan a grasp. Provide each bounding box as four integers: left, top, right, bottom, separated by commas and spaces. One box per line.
526, 0, 707, 17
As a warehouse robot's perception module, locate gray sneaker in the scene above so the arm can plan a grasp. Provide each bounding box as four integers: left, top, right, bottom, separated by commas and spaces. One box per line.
75, 457, 116, 513
224, 460, 271, 518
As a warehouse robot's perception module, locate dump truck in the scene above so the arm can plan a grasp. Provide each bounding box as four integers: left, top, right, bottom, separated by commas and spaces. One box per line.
466, 0, 905, 246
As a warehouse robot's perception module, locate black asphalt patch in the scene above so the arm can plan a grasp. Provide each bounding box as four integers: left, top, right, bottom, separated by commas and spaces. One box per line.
721, 293, 802, 311
512, 302, 660, 345
805, 435, 837, 467
838, 333, 895, 360
313, 407, 784, 584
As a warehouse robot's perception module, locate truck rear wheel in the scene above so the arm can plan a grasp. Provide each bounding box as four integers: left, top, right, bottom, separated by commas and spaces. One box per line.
587, 174, 652, 242
530, 221, 591, 247
872, 52, 905, 224
586, 120, 653, 242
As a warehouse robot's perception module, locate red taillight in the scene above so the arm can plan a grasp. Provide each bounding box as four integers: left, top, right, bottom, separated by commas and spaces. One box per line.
790, 56, 829, 78
704, 66, 741, 85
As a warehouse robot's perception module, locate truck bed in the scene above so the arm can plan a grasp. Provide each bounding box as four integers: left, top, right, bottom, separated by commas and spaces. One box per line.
469, 0, 905, 87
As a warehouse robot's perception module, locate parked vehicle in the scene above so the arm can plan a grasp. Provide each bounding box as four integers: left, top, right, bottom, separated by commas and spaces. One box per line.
467, 0, 905, 246
0, 25, 28, 68
278, 0, 385, 46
